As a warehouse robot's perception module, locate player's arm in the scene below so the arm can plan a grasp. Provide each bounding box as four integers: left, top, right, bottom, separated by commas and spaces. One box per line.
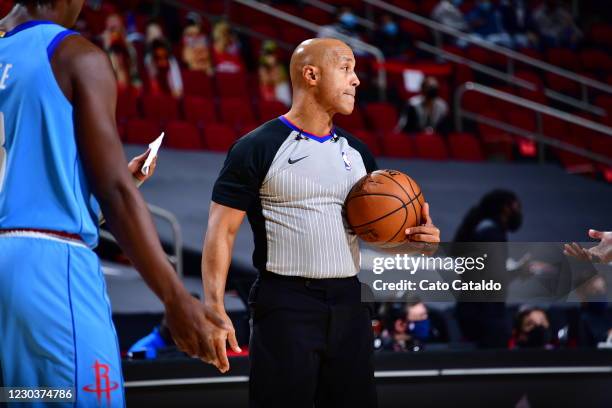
56, 36, 226, 361
201, 202, 245, 373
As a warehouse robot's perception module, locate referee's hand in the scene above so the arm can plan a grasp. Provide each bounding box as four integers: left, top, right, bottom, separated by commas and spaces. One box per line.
405, 202, 440, 243
201, 305, 242, 373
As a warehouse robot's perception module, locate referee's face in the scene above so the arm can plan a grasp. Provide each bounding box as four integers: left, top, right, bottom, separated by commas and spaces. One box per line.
319, 45, 360, 116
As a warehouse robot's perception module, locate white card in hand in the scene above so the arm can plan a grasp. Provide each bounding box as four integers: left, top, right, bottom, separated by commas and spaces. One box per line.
141, 132, 165, 176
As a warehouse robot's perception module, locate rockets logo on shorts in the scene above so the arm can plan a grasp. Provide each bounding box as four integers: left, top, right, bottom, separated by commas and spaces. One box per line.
342, 151, 352, 171
82, 360, 119, 406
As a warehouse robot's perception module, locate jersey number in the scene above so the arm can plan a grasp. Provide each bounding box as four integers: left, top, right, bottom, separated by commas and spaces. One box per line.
0, 111, 6, 193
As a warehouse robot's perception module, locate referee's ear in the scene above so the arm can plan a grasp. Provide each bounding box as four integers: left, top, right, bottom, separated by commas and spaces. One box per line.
303, 65, 319, 86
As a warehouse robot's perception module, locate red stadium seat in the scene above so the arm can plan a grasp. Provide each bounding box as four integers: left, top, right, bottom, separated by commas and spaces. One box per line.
219, 98, 256, 128
164, 121, 203, 150
380, 132, 416, 158
589, 24, 612, 48
334, 107, 367, 133
216, 72, 249, 98
303, 6, 333, 25
203, 123, 237, 152
580, 49, 612, 73
399, 20, 430, 42
414, 132, 449, 160
546, 48, 579, 71
183, 96, 217, 127
352, 130, 381, 156
257, 101, 287, 123
280, 27, 311, 46
142, 94, 180, 124
542, 116, 569, 140
507, 110, 537, 157
461, 90, 490, 113
182, 70, 214, 98
448, 132, 485, 161
594, 95, 612, 115
545, 72, 580, 96
477, 110, 514, 160
363, 102, 399, 134
116, 88, 140, 124
125, 119, 160, 145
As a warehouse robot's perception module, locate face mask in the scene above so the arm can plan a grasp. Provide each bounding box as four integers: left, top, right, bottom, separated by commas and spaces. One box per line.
425, 87, 439, 99
383, 22, 398, 36
518, 325, 551, 348
408, 319, 430, 341
339, 12, 358, 29
507, 211, 522, 232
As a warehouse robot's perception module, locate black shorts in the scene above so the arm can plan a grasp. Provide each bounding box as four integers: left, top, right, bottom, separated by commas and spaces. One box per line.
248, 271, 378, 408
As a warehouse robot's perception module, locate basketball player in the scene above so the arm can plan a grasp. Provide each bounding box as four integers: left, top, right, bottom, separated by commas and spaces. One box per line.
201, 38, 440, 407
0, 2, 230, 407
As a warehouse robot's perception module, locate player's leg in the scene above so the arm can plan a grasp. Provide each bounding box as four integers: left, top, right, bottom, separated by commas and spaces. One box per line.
0, 237, 79, 408
248, 276, 326, 408
0, 237, 124, 408
67, 244, 125, 408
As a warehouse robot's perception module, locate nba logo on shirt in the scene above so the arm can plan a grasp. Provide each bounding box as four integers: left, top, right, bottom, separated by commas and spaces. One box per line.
342, 151, 351, 171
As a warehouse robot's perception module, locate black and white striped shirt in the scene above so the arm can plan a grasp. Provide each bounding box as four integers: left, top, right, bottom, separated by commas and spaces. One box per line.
212, 116, 378, 279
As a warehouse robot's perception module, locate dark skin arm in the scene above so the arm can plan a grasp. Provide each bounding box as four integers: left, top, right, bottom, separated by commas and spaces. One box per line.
52, 35, 229, 362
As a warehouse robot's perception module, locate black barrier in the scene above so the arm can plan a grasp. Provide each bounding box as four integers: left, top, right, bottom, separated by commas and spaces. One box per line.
123, 349, 612, 407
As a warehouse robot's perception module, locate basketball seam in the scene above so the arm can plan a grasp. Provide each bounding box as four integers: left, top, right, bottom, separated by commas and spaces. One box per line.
347, 191, 422, 229
384, 204, 408, 244
378, 171, 420, 227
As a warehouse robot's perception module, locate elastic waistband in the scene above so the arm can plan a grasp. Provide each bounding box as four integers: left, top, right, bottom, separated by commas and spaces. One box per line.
0, 228, 86, 247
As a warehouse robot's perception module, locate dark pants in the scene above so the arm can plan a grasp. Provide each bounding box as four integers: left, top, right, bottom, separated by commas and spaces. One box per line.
248, 271, 378, 408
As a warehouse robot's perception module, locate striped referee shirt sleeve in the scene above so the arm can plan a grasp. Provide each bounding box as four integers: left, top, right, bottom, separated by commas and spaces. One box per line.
212, 137, 265, 211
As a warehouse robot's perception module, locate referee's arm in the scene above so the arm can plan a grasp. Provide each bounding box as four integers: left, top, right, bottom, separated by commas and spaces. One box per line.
200, 202, 244, 373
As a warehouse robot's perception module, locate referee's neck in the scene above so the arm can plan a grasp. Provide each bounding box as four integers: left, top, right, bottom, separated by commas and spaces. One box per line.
285, 105, 334, 137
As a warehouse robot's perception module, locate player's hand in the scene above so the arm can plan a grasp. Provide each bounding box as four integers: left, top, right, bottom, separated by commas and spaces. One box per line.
128, 148, 157, 183
197, 304, 241, 373
564, 229, 612, 264
405, 202, 440, 243
163, 293, 240, 371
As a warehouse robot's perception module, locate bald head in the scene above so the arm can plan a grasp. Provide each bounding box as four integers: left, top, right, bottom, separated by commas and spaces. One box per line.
289, 38, 354, 90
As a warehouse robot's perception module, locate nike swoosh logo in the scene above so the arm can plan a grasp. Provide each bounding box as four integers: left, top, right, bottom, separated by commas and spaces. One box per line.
288, 156, 308, 164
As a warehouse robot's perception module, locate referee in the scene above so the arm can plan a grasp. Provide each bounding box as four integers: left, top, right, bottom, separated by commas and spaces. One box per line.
201, 38, 440, 407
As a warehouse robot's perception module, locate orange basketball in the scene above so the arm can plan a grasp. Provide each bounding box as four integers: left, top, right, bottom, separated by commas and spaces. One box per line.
344, 169, 425, 247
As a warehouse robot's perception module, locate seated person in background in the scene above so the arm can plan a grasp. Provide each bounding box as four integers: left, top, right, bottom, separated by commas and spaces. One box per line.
510, 306, 556, 349
212, 20, 245, 74
431, 0, 468, 32
317, 7, 367, 56
182, 23, 213, 76
532, 0, 582, 49
145, 39, 184, 98
373, 14, 408, 58
498, 0, 537, 48
102, 13, 142, 93
574, 275, 612, 347
397, 76, 449, 134
258, 41, 291, 107
465, 0, 514, 48
381, 298, 432, 352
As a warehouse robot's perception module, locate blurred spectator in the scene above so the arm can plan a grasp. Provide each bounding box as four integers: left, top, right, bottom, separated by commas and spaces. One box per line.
498, 0, 536, 48
145, 21, 166, 47
532, 0, 582, 49
373, 14, 407, 58
397, 76, 449, 134
258, 41, 291, 107
380, 299, 432, 352
431, 0, 468, 32
465, 0, 514, 48
317, 7, 367, 56
575, 275, 612, 347
454, 190, 523, 348
510, 306, 555, 349
182, 23, 213, 75
145, 39, 184, 97
212, 21, 245, 74
102, 13, 142, 92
